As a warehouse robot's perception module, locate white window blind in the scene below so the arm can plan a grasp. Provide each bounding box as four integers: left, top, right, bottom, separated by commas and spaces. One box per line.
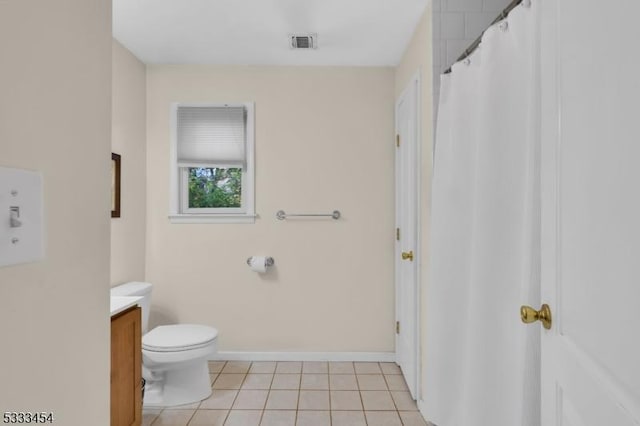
177, 106, 246, 166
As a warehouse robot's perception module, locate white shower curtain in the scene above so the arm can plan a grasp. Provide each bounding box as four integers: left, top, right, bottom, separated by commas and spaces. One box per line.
426, 2, 541, 425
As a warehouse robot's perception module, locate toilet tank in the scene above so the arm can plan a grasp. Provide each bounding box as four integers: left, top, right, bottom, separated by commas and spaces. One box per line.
111, 281, 152, 333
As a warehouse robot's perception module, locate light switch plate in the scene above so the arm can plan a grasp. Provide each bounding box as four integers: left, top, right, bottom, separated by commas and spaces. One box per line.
0, 166, 44, 268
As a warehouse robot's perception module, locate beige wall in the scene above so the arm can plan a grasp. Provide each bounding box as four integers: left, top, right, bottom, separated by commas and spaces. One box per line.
394, 5, 433, 403
0, 1, 112, 424
111, 40, 147, 286
146, 66, 396, 353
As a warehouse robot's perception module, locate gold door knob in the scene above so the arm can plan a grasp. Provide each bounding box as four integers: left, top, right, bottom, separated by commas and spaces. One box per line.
401, 251, 414, 261
520, 304, 552, 330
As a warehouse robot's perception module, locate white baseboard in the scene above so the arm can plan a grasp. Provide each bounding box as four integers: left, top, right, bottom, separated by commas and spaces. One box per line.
209, 351, 396, 362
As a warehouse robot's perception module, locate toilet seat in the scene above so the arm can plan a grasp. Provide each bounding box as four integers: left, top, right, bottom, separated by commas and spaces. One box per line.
143, 324, 218, 352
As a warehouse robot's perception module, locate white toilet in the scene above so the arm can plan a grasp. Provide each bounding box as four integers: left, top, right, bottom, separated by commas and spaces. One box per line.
111, 281, 218, 407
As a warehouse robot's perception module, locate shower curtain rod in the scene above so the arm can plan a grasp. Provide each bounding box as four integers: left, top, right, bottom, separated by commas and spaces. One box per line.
443, 0, 524, 74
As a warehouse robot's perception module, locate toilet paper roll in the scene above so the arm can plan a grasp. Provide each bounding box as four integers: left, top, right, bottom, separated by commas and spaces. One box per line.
249, 256, 268, 273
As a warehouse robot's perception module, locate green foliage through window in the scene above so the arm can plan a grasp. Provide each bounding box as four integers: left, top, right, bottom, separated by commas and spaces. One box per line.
188, 167, 242, 208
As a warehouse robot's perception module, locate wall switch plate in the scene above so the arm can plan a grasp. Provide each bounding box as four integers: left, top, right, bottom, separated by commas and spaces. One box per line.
0, 166, 44, 268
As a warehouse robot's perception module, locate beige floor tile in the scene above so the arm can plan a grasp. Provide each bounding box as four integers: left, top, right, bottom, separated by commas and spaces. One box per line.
360, 391, 396, 411
300, 374, 329, 390
250, 362, 277, 374
224, 410, 262, 426
356, 374, 387, 390
213, 374, 246, 390
329, 391, 362, 411
151, 409, 195, 426
329, 374, 358, 390
187, 409, 228, 426
330, 411, 367, 426
210, 373, 219, 385
222, 361, 252, 374
203, 360, 416, 426
384, 374, 409, 391
208, 361, 226, 373
390, 391, 418, 411
328, 362, 355, 375
233, 390, 269, 410
295, 410, 330, 426
298, 391, 330, 410
276, 362, 302, 374
271, 374, 301, 390
302, 362, 328, 374
259, 410, 296, 426
354, 362, 382, 374
364, 411, 402, 426
399, 411, 429, 426
379, 362, 402, 375
199, 390, 239, 409
265, 390, 299, 410
142, 408, 161, 426
242, 374, 274, 390
165, 401, 201, 410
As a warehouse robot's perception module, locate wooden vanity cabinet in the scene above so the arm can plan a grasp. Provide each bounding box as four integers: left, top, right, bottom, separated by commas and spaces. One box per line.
111, 306, 142, 426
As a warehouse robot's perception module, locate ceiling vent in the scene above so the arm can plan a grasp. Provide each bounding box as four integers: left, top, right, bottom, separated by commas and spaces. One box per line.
290, 34, 317, 49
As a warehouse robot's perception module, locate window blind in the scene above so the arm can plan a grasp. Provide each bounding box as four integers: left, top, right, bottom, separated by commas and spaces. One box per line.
177, 106, 246, 166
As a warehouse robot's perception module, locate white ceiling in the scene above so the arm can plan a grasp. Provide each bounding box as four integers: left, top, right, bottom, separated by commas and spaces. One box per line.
113, 0, 428, 66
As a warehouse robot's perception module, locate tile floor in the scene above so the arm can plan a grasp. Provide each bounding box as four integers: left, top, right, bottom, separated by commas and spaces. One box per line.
143, 361, 428, 426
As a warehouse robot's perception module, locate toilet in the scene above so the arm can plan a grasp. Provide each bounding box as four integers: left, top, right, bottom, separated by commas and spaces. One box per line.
110, 281, 218, 407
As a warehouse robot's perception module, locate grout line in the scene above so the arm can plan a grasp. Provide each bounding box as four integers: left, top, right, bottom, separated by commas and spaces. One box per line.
296, 372, 302, 411
220, 363, 251, 424
327, 370, 333, 426
149, 408, 162, 425
256, 362, 269, 426
228, 370, 248, 411
185, 407, 198, 426
221, 408, 231, 425
358, 388, 367, 424
381, 371, 392, 392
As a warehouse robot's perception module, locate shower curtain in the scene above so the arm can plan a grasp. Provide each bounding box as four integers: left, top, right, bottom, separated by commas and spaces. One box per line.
426, 2, 541, 425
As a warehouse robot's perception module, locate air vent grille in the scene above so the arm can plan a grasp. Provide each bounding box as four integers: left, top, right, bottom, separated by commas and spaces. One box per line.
290, 34, 317, 49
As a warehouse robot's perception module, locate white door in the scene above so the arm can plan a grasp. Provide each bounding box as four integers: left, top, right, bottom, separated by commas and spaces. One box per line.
395, 74, 420, 399
539, 0, 640, 424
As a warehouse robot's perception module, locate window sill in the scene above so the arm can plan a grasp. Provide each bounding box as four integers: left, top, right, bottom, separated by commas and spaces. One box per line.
169, 214, 256, 224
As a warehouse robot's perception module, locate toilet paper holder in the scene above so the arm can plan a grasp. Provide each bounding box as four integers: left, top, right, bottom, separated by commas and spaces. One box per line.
246, 256, 275, 267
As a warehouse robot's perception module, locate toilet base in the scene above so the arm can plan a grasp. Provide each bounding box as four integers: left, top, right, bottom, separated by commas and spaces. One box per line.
143, 360, 212, 407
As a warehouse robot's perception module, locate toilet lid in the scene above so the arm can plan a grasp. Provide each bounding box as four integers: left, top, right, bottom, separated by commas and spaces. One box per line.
143, 324, 218, 352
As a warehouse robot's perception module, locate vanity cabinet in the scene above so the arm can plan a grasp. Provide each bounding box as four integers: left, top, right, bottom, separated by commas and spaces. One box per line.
111, 306, 142, 426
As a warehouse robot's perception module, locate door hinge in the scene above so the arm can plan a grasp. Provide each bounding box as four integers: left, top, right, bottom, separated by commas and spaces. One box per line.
396, 321, 400, 334
396, 134, 400, 147
396, 228, 400, 241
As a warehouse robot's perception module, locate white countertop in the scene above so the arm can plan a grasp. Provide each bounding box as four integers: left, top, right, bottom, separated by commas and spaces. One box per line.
110, 296, 143, 317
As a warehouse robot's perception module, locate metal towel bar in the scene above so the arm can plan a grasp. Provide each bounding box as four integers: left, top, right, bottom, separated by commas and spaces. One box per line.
276, 210, 341, 220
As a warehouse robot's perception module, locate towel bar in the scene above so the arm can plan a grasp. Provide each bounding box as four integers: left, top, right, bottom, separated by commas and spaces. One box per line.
276, 210, 341, 220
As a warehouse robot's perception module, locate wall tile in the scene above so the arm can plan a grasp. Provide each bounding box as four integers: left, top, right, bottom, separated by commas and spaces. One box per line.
434, 0, 510, 120
433, 16, 441, 41
483, 0, 510, 12
440, 43, 448, 69
465, 12, 497, 40
446, 39, 471, 67
433, 59, 441, 77
447, 0, 482, 13
441, 13, 466, 39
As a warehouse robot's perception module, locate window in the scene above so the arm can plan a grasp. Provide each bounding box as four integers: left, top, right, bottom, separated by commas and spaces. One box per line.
170, 103, 255, 223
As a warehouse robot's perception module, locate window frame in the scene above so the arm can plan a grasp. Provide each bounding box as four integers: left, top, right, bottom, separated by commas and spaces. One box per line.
169, 102, 255, 224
